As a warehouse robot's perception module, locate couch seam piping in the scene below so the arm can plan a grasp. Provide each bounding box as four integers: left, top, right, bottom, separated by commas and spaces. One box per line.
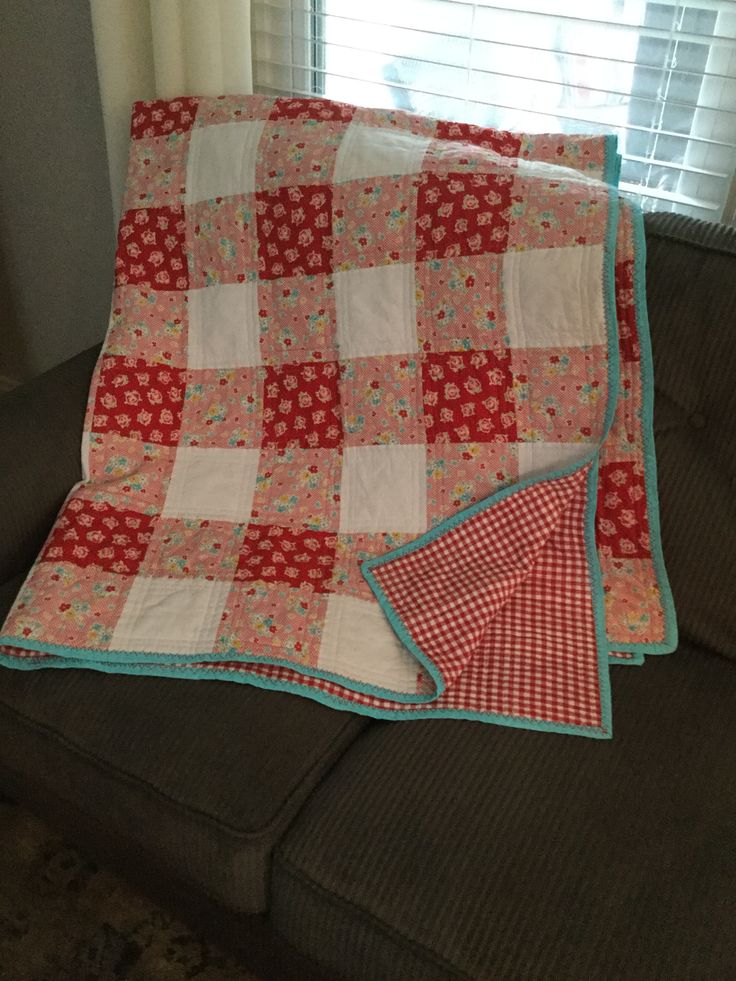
0, 699, 362, 840
274, 853, 474, 981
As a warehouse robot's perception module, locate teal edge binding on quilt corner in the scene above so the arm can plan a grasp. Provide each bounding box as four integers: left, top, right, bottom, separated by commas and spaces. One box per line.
0, 633, 443, 707
604, 203, 678, 657
361, 457, 614, 738
0, 644, 614, 738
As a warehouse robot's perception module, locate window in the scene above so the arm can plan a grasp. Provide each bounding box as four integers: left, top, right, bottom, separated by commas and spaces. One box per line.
253, 0, 736, 222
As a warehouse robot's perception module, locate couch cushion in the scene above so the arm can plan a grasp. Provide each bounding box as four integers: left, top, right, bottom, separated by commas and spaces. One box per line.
645, 213, 736, 659
272, 643, 736, 981
0, 663, 366, 914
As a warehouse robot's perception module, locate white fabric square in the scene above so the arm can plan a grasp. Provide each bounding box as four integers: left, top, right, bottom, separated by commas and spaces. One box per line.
163, 446, 260, 522
111, 577, 231, 655
517, 442, 591, 480
187, 282, 260, 369
334, 264, 417, 358
185, 120, 265, 203
334, 123, 430, 182
318, 594, 424, 693
340, 444, 426, 534
503, 244, 606, 348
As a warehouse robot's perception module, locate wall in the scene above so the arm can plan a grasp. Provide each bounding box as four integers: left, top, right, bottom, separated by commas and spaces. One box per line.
0, 0, 114, 384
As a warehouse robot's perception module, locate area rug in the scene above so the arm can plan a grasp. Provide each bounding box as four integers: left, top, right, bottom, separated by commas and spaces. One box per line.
0, 800, 256, 981
0, 95, 677, 737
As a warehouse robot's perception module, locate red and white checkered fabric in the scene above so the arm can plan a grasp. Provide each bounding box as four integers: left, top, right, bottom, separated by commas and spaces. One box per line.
0, 95, 676, 737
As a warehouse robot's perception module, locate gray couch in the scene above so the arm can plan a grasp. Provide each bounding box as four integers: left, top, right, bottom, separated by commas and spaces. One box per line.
1, 212, 734, 981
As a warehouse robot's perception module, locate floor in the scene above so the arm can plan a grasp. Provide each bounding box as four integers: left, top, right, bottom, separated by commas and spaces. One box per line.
0, 799, 257, 980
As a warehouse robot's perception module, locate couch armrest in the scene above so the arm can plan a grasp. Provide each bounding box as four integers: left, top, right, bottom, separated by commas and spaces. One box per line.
0, 345, 100, 585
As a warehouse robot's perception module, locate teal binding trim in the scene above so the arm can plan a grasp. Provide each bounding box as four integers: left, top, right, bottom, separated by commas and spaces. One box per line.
0, 633, 440, 705
0, 648, 611, 738
610, 650, 646, 667
0, 638, 244, 664
605, 203, 678, 657
584, 460, 613, 734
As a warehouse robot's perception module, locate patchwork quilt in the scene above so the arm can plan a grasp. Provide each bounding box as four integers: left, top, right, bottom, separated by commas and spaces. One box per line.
0, 95, 677, 737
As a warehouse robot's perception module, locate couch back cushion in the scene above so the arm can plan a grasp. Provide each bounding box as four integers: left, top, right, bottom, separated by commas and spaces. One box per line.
645, 213, 736, 659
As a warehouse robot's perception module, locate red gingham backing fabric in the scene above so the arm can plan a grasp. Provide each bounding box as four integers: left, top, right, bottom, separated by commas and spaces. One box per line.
0, 95, 676, 737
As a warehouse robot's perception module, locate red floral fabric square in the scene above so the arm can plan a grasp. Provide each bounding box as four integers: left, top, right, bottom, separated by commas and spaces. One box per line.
42, 499, 156, 576
91, 356, 186, 446
115, 206, 189, 290
256, 184, 333, 279
421, 349, 516, 444
235, 524, 337, 591
415, 172, 514, 262
262, 360, 342, 448
615, 260, 640, 363
596, 461, 650, 558
130, 98, 199, 140
268, 97, 356, 123
435, 120, 522, 158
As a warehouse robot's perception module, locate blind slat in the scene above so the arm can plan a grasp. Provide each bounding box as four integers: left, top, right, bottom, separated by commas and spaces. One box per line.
253, 57, 736, 153
252, 23, 736, 85
620, 181, 721, 210
255, 0, 736, 51
621, 153, 730, 180
252, 30, 736, 117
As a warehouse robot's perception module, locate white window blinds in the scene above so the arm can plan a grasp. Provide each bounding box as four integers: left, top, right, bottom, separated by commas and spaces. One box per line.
252, 0, 736, 223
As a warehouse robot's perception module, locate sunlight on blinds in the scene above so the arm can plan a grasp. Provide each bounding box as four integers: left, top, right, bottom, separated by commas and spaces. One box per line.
253, 0, 736, 221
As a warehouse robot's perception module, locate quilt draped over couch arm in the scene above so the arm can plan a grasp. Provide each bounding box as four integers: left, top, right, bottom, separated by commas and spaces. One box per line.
0, 96, 677, 737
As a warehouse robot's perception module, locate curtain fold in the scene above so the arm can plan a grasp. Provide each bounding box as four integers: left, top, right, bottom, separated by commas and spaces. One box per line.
91, 0, 253, 222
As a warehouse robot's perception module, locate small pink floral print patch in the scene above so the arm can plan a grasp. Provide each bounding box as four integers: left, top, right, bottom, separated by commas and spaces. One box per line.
599, 553, 665, 644
42, 499, 156, 575
332, 176, 417, 271
596, 460, 650, 558
115, 206, 188, 290
91, 356, 185, 446
236, 524, 337, 592
143, 517, 245, 581
422, 348, 516, 444
186, 195, 258, 287
180, 368, 263, 448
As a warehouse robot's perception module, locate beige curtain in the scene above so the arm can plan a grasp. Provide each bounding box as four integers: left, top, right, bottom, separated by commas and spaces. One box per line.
90, 0, 253, 222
